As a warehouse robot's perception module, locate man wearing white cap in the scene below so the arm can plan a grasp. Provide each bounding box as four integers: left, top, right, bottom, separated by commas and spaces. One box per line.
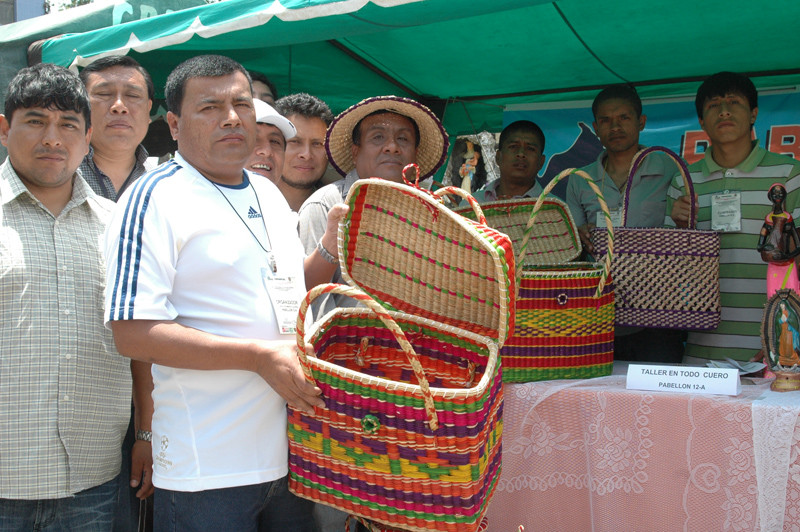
297, 96, 449, 316
246, 98, 297, 183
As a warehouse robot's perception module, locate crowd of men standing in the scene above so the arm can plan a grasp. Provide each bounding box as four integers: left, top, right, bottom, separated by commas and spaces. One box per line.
0, 50, 798, 532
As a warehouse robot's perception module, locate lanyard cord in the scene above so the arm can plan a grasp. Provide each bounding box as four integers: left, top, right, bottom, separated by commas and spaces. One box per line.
209, 178, 277, 272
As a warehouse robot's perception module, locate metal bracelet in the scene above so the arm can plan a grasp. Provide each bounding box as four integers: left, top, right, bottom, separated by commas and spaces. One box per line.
135, 430, 152, 442
317, 239, 339, 265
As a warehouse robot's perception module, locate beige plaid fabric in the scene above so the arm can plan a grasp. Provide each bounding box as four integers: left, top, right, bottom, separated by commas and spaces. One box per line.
0, 159, 131, 499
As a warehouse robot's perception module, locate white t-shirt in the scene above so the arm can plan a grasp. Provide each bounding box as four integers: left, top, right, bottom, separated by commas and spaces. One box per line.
104, 153, 305, 492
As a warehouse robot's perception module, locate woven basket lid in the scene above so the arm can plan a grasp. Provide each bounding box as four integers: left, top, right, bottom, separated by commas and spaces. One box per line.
339, 178, 515, 345
325, 96, 449, 179
455, 197, 581, 266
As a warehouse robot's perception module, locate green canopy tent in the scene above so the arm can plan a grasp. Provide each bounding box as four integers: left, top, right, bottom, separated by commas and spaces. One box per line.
35, 0, 800, 137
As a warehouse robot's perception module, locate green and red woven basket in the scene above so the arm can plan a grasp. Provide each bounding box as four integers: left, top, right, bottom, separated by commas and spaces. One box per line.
288, 175, 515, 532
457, 169, 615, 382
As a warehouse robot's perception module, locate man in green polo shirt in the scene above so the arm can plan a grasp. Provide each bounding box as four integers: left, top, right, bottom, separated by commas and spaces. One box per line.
667, 71, 800, 363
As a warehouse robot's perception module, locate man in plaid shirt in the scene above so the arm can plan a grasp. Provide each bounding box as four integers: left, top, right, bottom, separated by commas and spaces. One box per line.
0, 63, 134, 530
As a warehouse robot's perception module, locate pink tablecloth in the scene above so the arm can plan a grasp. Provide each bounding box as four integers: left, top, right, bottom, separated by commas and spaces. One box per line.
486, 374, 800, 532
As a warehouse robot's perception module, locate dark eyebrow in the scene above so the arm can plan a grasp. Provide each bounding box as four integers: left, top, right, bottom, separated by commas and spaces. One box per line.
22, 109, 81, 124
21, 109, 48, 119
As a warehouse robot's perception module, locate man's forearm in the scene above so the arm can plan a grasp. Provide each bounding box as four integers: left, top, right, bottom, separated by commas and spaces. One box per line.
111, 319, 261, 372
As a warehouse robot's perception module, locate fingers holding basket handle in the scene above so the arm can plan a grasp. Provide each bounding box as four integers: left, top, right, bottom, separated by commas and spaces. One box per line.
295, 283, 440, 431
519, 168, 614, 297
671, 194, 698, 229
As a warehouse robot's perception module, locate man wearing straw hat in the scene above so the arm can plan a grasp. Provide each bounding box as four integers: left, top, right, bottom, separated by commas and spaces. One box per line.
668, 71, 800, 365
566, 83, 685, 363
297, 96, 449, 321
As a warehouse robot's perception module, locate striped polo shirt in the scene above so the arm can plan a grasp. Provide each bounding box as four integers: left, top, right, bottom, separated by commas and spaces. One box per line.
666, 141, 800, 361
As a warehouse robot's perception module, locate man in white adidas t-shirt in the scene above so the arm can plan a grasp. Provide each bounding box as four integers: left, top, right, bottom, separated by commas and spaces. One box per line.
104, 55, 341, 531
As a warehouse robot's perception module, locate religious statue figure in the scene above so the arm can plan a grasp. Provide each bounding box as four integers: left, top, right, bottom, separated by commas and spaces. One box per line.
458, 140, 481, 194
757, 183, 800, 297
775, 301, 800, 367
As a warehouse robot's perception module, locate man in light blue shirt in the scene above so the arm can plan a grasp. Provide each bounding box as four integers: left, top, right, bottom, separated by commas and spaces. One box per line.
566, 84, 685, 363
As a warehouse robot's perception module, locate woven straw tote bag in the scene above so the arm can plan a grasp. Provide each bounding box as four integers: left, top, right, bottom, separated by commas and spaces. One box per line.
590, 146, 721, 330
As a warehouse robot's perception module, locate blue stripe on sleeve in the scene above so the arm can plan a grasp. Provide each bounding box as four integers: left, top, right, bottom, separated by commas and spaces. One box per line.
108, 160, 181, 321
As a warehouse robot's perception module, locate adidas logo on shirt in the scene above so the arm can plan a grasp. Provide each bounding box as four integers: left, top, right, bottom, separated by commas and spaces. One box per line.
248, 206, 262, 219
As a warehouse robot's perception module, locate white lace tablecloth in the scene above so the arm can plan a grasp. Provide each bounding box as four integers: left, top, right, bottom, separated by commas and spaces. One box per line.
486, 375, 800, 531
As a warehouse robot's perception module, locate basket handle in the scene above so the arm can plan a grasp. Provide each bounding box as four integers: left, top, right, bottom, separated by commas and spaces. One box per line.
517, 168, 614, 298
401, 163, 422, 187
432, 186, 487, 224
623, 146, 696, 228
295, 283, 439, 431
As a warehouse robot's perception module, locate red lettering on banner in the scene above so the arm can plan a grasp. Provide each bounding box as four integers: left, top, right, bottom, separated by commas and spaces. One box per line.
681, 131, 710, 165
766, 125, 800, 160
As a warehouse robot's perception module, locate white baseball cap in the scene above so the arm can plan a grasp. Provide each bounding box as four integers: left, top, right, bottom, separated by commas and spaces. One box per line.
254, 98, 296, 140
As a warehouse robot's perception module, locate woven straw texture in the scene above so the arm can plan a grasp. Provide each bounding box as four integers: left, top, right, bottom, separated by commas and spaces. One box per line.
590, 146, 721, 330
455, 197, 581, 266
499, 169, 615, 382
288, 177, 515, 532
340, 178, 515, 343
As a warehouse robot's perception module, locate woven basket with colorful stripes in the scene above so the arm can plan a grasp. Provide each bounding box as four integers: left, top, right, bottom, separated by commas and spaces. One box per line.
504, 169, 615, 382
459, 169, 615, 382
287, 175, 515, 532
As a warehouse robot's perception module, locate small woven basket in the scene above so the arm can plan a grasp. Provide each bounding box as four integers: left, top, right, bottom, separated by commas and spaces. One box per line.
287, 172, 515, 532
590, 146, 721, 330
505, 169, 615, 382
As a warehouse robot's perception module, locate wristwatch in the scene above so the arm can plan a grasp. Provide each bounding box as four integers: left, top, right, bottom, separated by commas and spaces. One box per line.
135, 430, 152, 442
317, 239, 339, 265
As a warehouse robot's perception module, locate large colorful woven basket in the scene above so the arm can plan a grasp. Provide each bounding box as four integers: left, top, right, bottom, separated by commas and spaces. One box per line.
287, 174, 515, 532
590, 146, 721, 330
459, 169, 615, 382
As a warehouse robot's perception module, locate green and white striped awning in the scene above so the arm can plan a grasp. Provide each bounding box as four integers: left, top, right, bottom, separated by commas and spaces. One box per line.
36, 0, 800, 135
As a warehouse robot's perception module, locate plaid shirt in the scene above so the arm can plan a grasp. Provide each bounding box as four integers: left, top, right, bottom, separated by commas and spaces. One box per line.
79, 144, 150, 201
0, 158, 131, 499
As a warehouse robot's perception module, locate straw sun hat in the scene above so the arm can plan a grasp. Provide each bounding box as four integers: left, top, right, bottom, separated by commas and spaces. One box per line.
325, 96, 449, 180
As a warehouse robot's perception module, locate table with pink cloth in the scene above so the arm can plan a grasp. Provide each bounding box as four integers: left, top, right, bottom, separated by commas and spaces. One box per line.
485, 367, 800, 532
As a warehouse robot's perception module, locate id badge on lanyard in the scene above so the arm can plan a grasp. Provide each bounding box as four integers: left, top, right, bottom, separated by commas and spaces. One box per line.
262, 264, 304, 335
711, 191, 742, 232
596, 208, 623, 228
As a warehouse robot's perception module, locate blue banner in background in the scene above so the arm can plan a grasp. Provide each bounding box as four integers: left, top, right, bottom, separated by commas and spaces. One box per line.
504, 92, 800, 199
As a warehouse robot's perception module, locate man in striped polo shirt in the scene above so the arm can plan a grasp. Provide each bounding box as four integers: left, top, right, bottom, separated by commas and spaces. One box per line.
667, 71, 800, 363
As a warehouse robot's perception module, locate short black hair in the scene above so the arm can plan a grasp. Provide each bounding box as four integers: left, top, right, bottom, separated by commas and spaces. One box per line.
498, 120, 545, 152
275, 93, 333, 126
165, 55, 251, 116
79, 55, 154, 102
592, 84, 643, 120
352, 110, 420, 147
694, 71, 758, 120
4, 62, 91, 132
248, 70, 278, 100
